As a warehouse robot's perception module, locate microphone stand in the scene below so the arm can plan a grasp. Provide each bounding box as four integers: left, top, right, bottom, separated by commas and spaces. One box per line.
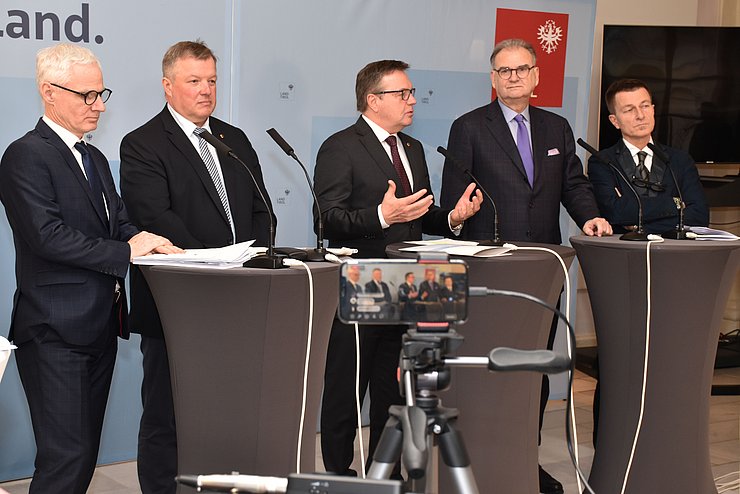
647, 142, 691, 240
577, 139, 650, 241
437, 146, 503, 246
197, 130, 286, 268
267, 128, 329, 261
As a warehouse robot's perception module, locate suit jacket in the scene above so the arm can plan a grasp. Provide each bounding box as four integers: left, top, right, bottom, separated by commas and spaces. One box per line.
120, 106, 273, 337
365, 280, 392, 303
418, 280, 440, 302
0, 118, 137, 345
398, 282, 418, 303
440, 100, 600, 244
314, 116, 451, 258
588, 140, 709, 234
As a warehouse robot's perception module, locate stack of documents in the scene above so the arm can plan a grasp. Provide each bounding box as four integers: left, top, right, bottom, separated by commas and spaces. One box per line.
687, 227, 740, 241
400, 239, 513, 257
133, 240, 266, 269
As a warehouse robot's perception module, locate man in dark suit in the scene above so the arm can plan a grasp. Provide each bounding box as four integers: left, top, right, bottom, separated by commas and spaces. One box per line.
120, 40, 273, 494
365, 268, 392, 303
0, 43, 177, 494
398, 272, 420, 321
587, 78, 708, 445
439, 39, 612, 494
418, 268, 440, 302
588, 78, 709, 234
314, 60, 482, 476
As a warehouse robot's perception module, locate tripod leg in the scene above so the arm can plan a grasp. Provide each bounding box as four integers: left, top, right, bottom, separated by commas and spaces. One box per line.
438, 422, 479, 494
367, 414, 403, 480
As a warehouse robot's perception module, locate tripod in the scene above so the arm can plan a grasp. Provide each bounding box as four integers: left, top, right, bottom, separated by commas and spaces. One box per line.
367, 327, 481, 494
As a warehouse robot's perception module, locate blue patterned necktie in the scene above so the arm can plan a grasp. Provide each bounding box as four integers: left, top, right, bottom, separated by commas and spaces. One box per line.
514, 114, 535, 187
74, 141, 107, 222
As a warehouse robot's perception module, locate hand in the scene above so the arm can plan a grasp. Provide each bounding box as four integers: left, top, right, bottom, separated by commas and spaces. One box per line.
380, 181, 433, 225
582, 217, 613, 237
449, 182, 483, 227
128, 231, 183, 258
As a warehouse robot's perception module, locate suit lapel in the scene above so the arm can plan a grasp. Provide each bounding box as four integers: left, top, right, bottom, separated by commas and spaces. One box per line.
355, 117, 404, 189
484, 102, 529, 184
529, 108, 547, 191
159, 108, 230, 226
36, 119, 109, 229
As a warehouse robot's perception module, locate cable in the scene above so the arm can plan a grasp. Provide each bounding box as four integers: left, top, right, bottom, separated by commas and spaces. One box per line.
282, 259, 314, 474
620, 236, 664, 494
503, 243, 586, 493
354, 321, 366, 478
485, 287, 595, 494
716, 470, 740, 493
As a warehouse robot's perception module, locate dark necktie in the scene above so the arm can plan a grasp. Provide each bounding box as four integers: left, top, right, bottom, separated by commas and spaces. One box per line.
514, 114, 535, 187
385, 135, 412, 196
636, 151, 649, 181
74, 142, 107, 222
193, 127, 234, 232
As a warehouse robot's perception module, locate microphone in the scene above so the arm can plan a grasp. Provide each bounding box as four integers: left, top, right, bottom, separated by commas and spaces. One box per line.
198, 130, 285, 268
437, 146, 503, 246
647, 142, 690, 240
577, 138, 650, 241
266, 128, 328, 261
176, 473, 288, 493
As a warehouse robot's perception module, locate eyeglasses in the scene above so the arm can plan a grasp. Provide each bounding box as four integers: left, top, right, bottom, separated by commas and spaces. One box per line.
373, 88, 416, 101
492, 65, 536, 80
50, 83, 112, 105
631, 176, 665, 192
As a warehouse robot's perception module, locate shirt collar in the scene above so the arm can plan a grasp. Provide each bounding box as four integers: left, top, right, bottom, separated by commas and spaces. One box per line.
361, 114, 395, 143
42, 115, 83, 151
167, 103, 212, 136
498, 100, 531, 123
622, 137, 654, 159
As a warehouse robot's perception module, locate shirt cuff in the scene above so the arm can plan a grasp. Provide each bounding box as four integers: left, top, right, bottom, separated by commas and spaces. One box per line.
448, 212, 463, 236
378, 204, 390, 229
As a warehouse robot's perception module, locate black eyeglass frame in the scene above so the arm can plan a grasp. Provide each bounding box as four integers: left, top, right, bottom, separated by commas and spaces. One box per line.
50, 82, 112, 105
491, 65, 537, 80
372, 88, 416, 101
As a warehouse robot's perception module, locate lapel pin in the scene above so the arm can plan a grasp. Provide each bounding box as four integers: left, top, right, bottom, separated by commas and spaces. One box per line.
219, 134, 225, 139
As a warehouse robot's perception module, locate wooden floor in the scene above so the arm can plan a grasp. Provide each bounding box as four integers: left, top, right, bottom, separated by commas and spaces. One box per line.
2, 370, 739, 493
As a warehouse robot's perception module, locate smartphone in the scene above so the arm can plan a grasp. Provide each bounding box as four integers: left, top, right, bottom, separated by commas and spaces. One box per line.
338, 259, 468, 324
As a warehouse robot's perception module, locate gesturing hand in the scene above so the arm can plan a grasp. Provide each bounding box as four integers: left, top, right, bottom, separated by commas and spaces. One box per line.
380, 181, 433, 225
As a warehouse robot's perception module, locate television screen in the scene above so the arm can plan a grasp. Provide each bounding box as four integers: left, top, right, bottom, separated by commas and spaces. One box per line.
599, 25, 740, 163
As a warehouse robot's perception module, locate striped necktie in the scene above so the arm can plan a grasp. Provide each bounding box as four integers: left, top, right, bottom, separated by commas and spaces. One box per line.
193, 127, 234, 233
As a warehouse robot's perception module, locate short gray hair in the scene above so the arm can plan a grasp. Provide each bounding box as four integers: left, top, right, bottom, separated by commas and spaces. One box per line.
36, 43, 101, 91
490, 38, 537, 68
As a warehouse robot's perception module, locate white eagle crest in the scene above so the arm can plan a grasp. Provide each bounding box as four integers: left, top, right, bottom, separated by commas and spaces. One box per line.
537, 20, 562, 54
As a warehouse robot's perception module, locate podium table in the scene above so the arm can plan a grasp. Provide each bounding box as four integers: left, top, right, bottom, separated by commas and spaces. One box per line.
141, 263, 339, 493
387, 242, 575, 493
571, 236, 740, 494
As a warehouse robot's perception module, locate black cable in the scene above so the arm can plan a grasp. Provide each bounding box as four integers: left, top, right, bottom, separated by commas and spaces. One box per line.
484, 288, 596, 494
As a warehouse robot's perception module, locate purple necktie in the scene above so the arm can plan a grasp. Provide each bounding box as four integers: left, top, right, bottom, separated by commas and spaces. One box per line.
385, 135, 412, 196
514, 114, 535, 187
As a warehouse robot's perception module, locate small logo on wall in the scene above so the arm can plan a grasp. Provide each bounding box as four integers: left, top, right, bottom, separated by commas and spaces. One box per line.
0, 4, 105, 44
537, 20, 562, 55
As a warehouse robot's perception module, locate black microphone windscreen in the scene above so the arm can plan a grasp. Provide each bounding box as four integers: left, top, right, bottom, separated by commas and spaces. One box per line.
266, 128, 294, 156
198, 130, 233, 155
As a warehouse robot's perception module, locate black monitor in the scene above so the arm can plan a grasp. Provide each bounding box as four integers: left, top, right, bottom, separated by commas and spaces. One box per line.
599, 25, 740, 163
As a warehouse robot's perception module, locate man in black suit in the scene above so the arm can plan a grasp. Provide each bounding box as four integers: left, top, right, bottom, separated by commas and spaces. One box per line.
120, 40, 273, 494
398, 272, 420, 321
365, 268, 392, 303
588, 78, 709, 234
439, 39, 612, 494
0, 43, 177, 494
314, 59, 482, 476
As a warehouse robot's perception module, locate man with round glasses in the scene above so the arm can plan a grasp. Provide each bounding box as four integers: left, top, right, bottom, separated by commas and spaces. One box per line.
588, 78, 708, 234
0, 43, 177, 494
440, 38, 611, 494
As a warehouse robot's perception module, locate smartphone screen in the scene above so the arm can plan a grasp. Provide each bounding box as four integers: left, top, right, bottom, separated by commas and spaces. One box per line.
338, 259, 468, 324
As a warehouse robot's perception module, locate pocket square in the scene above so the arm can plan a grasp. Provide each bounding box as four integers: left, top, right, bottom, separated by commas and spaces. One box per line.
547, 148, 560, 156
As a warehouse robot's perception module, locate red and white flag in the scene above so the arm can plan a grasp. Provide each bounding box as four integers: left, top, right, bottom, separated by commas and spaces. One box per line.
493, 8, 569, 108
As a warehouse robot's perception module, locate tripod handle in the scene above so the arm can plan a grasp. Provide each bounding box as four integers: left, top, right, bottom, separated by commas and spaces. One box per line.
399, 406, 428, 479
488, 347, 570, 374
